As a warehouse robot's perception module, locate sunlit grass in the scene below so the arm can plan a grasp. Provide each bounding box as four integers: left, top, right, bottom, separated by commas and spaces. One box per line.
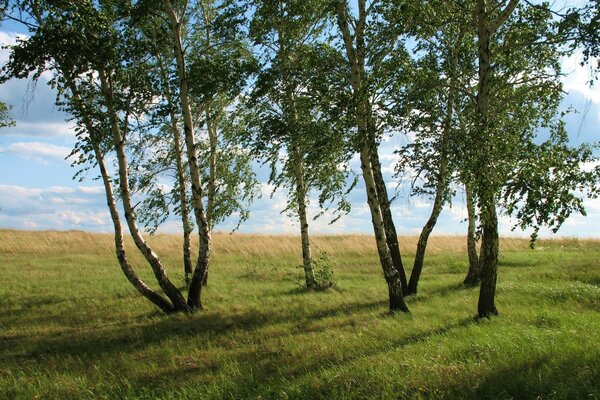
1, 229, 599, 399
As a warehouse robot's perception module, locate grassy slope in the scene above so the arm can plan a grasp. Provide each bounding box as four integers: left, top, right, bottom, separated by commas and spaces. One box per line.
0, 229, 599, 399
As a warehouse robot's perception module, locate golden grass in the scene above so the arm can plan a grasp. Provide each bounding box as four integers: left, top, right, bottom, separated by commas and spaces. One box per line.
0, 229, 596, 259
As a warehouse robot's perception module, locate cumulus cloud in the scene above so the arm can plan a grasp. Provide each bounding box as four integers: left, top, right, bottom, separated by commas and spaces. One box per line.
0, 121, 76, 138
0, 141, 72, 163
0, 184, 109, 231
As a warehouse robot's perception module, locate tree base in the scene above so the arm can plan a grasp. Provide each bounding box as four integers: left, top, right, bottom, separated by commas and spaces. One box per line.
463, 276, 481, 287
388, 280, 410, 313
477, 307, 499, 319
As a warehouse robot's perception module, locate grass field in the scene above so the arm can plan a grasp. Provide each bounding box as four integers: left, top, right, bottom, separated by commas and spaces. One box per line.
1, 229, 599, 399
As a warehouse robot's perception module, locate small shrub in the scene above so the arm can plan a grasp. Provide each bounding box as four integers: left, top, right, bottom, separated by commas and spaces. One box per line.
287, 252, 336, 290
313, 251, 336, 289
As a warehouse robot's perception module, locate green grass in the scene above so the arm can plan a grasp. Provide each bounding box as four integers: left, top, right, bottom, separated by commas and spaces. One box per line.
1, 230, 599, 399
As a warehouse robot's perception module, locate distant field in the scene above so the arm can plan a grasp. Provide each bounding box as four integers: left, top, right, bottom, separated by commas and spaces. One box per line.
1, 229, 599, 399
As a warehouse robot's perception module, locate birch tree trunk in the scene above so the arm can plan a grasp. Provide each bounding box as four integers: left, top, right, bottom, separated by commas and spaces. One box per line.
162, 0, 212, 310
478, 199, 499, 316
370, 148, 408, 292
360, 143, 408, 311
407, 33, 461, 295
273, 1, 317, 289
155, 53, 194, 282
67, 78, 174, 313
335, 0, 408, 312
98, 69, 190, 313
463, 184, 481, 286
292, 146, 317, 288
474, 0, 519, 317
93, 143, 175, 313
170, 111, 194, 284
407, 171, 447, 295
203, 99, 218, 287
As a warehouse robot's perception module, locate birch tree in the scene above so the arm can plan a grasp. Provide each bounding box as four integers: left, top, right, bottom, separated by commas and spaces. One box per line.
465, 0, 599, 317
159, 0, 214, 309
246, 0, 354, 289
1, 0, 195, 312
333, 0, 411, 311
393, 0, 476, 295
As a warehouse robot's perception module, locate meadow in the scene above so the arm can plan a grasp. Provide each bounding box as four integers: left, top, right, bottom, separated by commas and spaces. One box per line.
0, 229, 599, 399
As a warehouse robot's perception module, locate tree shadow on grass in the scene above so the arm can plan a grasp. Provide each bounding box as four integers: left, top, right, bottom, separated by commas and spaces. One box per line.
412, 281, 475, 298
497, 259, 540, 268
439, 353, 600, 400
3, 297, 392, 362
128, 316, 479, 399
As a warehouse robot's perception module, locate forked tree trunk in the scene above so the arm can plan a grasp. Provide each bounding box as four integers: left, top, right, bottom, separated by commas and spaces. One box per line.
162, 0, 212, 310
99, 69, 190, 313
94, 144, 174, 313
463, 184, 481, 286
68, 79, 174, 313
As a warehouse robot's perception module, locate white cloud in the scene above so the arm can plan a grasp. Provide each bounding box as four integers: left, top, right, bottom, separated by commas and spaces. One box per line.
0, 183, 110, 231
0, 141, 72, 163
0, 121, 76, 138
561, 53, 600, 105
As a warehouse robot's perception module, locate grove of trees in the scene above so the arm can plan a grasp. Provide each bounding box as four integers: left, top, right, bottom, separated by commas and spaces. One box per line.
1, 0, 599, 317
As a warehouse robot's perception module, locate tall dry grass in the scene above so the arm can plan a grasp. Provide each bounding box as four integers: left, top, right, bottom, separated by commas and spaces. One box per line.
1, 229, 595, 259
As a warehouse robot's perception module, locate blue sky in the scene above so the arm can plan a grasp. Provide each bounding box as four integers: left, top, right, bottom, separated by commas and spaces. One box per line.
0, 26, 599, 238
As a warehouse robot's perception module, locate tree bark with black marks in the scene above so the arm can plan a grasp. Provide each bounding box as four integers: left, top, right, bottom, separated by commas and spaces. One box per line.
474, 0, 519, 317
463, 184, 481, 286
99, 68, 190, 313
335, 0, 408, 312
69, 78, 175, 313
292, 145, 317, 289
370, 148, 407, 292
161, 0, 212, 310
156, 56, 194, 285
478, 199, 499, 316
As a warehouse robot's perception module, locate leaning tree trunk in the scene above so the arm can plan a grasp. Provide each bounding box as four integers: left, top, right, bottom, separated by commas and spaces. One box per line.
162, 0, 212, 310
99, 69, 190, 313
336, 0, 408, 312
370, 147, 408, 293
68, 79, 175, 313
407, 176, 446, 295
360, 142, 409, 311
94, 143, 175, 313
292, 146, 317, 289
406, 30, 461, 295
463, 184, 481, 286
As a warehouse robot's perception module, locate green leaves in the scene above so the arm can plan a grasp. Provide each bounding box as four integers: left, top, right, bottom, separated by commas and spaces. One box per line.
0, 102, 14, 129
